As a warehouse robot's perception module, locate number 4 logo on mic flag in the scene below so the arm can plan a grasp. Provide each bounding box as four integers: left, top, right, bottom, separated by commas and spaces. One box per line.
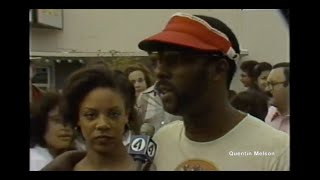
128, 135, 157, 162
131, 138, 146, 152
146, 139, 157, 161
129, 135, 150, 156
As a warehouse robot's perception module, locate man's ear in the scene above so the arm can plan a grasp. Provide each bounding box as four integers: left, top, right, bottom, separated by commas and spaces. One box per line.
209, 58, 229, 81
216, 58, 229, 74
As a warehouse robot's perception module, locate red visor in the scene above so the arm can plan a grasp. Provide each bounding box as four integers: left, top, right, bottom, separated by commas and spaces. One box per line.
138, 13, 239, 60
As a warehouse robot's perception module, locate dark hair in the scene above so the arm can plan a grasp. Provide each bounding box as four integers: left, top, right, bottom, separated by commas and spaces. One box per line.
194, 15, 240, 89
124, 64, 153, 88
273, 62, 289, 69
231, 90, 269, 121
113, 70, 140, 134
273, 62, 290, 87
30, 92, 61, 148
253, 62, 272, 78
240, 60, 259, 78
61, 66, 136, 130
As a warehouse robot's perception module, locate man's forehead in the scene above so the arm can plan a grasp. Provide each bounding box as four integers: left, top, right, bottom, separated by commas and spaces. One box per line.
268, 68, 285, 81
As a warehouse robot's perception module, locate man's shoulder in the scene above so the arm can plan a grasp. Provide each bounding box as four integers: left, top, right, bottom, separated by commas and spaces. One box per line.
142, 85, 156, 94
30, 146, 52, 163
153, 121, 184, 141
242, 115, 289, 149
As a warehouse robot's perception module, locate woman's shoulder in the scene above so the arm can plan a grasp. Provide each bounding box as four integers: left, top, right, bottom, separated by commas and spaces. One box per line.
30, 145, 53, 161
30, 146, 54, 171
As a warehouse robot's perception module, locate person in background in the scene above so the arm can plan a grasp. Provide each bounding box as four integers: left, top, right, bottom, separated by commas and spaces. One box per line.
136, 54, 182, 132
231, 91, 269, 121
124, 64, 153, 99
30, 92, 75, 171
253, 62, 274, 106
265, 62, 290, 134
253, 62, 272, 93
113, 70, 142, 147
240, 61, 272, 109
240, 60, 259, 91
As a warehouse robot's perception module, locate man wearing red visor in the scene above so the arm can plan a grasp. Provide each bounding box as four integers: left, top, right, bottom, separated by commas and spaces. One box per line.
138, 12, 289, 171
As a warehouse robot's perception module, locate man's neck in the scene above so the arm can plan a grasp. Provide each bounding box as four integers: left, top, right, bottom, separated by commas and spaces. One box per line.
183, 101, 245, 142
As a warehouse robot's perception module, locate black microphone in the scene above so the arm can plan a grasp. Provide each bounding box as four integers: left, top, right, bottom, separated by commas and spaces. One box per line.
128, 123, 157, 171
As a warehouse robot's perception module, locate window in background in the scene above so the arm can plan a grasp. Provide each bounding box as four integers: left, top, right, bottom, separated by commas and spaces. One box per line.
32, 66, 51, 91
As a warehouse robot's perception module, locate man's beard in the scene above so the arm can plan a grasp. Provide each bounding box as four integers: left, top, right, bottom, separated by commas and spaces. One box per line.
173, 70, 211, 116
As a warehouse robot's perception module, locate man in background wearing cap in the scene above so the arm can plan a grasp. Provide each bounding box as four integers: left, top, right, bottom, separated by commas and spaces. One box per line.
138, 12, 289, 171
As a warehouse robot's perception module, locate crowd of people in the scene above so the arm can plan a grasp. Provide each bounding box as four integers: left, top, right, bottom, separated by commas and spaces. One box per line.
30, 12, 289, 171
232, 61, 290, 133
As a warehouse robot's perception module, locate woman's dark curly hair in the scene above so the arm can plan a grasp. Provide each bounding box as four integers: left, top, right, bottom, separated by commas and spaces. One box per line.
61, 66, 140, 133
30, 92, 61, 148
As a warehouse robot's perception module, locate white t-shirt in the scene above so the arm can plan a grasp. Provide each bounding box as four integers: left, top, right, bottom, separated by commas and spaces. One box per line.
29, 145, 54, 171
153, 114, 289, 171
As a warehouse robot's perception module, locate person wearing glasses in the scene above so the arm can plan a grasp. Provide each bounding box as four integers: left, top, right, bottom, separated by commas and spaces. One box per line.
30, 92, 75, 171
137, 12, 289, 170
265, 63, 290, 133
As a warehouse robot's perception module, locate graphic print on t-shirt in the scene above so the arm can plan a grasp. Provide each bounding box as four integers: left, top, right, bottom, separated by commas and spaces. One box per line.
175, 159, 219, 171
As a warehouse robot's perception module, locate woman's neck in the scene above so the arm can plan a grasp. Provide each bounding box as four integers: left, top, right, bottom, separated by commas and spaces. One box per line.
76, 144, 136, 171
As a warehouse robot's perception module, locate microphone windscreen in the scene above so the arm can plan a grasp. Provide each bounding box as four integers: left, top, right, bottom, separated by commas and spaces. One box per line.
140, 123, 155, 137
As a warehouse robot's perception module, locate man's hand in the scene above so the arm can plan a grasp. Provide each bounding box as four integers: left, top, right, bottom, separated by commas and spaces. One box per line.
41, 150, 86, 171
